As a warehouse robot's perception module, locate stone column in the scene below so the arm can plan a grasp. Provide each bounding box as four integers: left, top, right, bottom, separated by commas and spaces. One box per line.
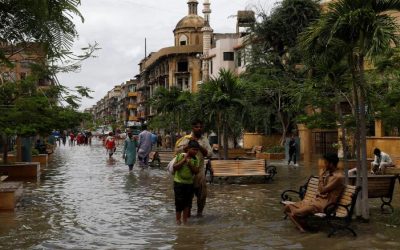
297, 124, 312, 162
375, 119, 384, 137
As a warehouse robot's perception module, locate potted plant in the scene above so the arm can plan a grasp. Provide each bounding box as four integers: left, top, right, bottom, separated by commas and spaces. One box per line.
256, 145, 285, 160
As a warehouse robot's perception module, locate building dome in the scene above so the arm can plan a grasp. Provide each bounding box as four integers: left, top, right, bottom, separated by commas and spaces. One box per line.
174, 15, 204, 31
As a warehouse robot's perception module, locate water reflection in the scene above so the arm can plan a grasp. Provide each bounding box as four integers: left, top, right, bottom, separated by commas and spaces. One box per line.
0, 139, 399, 249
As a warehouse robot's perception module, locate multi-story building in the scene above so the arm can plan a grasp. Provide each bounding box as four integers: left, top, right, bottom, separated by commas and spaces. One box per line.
0, 43, 52, 86
90, 1, 256, 127
139, 0, 204, 119
125, 79, 141, 127
138, 0, 255, 122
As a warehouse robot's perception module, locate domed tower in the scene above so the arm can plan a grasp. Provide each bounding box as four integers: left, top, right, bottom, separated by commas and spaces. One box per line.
201, 0, 213, 81
174, 0, 204, 46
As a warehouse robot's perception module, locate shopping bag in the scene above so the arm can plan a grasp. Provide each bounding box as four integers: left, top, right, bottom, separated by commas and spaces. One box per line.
167, 153, 185, 175
167, 156, 177, 175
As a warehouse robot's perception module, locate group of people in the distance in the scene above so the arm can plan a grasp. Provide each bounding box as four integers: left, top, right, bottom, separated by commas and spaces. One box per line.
103, 124, 155, 171
68, 131, 92, 146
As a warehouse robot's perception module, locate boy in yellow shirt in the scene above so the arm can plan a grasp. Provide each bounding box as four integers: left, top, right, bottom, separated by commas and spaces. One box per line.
173, 140, 200, 225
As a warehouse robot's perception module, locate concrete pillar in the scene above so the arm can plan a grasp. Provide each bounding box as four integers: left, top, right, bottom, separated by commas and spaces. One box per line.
297, 124, 312, 162
375, 119, 384, 137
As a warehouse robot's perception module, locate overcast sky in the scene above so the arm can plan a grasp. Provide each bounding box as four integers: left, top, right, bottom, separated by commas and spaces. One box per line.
57, 0, 280, 110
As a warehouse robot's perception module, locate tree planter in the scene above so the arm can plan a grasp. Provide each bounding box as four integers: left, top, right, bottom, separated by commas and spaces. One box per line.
31, 154, 48, 168
256, 152, 285, 160
0, 162, 40, 180
2, 154, 48, 170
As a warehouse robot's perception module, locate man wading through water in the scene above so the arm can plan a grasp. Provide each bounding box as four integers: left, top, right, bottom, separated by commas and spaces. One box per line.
175, 119, 212, 217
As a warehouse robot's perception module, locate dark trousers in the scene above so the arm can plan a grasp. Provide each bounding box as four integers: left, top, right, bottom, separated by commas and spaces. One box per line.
288, 150, 296, 164
174, 182, 194, 212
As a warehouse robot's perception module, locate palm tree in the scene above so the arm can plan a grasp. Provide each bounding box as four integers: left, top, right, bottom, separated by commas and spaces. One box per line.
198, 69, 244, 159
149, 87, 194, 145
299, 0, 400, 219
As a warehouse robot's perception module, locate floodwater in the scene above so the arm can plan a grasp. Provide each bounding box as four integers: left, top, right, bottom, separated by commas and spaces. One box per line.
1, 139, 400, 249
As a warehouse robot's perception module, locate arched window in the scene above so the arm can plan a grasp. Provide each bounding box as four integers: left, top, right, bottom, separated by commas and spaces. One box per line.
179, 35, 188, 46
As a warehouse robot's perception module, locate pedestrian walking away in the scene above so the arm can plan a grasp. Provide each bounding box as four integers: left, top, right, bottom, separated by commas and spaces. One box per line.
137, 124, 153, 168
173, 140, 200, 225
123, 131, 138, 171
175, 119, 212, 217
105, 132, 117, 158
288, 135, 298, 166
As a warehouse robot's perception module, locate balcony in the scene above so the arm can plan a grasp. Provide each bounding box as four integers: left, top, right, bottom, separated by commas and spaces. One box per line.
128, 92, 138, 97
129, 116, 139, 121
128, 103, 137, 109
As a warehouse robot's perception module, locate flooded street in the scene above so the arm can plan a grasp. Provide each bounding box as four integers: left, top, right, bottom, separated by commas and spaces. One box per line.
1, 139, 400, 249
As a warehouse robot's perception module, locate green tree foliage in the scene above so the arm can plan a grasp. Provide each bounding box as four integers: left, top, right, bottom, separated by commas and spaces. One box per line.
0, 1, 96, 163
0, 0, 83, 60
244, 0, 320, 143
197, 69, 244, 159
149, 87, 195, 143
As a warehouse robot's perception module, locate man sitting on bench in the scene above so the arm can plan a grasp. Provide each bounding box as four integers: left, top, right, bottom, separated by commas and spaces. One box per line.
371, 148, 393, 174
284, 152, 345, 232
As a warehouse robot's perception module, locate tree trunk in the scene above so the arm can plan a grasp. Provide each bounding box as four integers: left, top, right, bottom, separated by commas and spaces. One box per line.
357, 55, 369, 221
278, 110, 287, 146
16, 136, 22, 162
1, 135, 9, 164
217, 112, 222, 159
223, 121, 228, 160
336, 102, 349, 184
350, 54, 363, 217
171, 113, 177, 150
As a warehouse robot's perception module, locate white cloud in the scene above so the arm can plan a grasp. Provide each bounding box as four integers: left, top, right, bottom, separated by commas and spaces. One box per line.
57, 0, 279, 110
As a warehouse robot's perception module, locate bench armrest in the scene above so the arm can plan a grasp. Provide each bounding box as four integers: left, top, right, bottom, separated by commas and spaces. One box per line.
281, 189, 302, 202
265, 165, 277, 179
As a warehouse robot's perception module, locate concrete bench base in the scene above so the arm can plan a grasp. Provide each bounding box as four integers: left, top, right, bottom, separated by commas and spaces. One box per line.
2, 154, 48, 169
0, 181, 23, 210
0, 162, 40, 179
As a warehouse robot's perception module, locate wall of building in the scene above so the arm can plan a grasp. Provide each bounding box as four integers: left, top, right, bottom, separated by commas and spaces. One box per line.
243, 133, 281, 150
366, 137, 400, 159
208, 35, 238, 78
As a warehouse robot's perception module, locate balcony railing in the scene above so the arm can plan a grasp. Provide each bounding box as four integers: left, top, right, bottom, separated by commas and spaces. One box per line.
128, 104, 138, 109
128, 116, 139, 121
128, 92, 138, 97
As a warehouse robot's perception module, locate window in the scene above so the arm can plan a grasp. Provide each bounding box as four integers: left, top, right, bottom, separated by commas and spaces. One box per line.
236, 50, 242, 67
177, 78, 183, 89
223, 52, 234, 61
210, 60, 213, 75
179, 35, 188, 46
177, 77, 190, 91
177, 61, 188, 72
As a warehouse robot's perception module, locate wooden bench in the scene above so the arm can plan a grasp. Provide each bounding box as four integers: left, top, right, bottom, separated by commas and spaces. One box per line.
348, 174, 398, 213
209, 159, 277, 183
281, 176, 361, 237
0, 181, 23, 210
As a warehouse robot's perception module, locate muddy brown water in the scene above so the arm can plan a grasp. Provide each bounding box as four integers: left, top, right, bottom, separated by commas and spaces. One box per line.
1, 139, 400, 249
